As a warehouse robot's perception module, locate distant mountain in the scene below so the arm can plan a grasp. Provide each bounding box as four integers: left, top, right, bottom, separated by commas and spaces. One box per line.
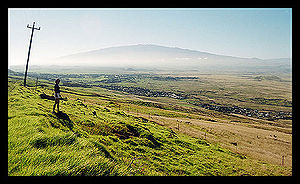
54, 44, 291, 73
11, 44, 291, 73
8, 69, 23, 76
8, 69, 15, 74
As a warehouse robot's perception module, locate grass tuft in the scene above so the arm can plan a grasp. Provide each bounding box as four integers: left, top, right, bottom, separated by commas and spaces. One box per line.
30, 133, 77, 149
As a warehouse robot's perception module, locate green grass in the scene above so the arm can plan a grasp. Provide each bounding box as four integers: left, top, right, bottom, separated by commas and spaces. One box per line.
8, 78, 292, 176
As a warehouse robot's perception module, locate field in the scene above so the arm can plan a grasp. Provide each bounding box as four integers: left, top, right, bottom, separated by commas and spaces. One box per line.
8, 70, 292, 176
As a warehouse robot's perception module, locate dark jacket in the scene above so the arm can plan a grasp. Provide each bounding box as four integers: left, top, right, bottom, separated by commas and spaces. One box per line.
54, 83, 60, 93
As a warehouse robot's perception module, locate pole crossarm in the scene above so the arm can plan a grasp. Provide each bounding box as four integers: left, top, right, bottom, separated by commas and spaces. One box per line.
27, 22, 41, 30
27, 24, 41, 30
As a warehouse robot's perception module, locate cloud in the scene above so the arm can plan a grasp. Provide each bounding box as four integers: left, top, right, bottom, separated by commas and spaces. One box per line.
174, 57, 191, 60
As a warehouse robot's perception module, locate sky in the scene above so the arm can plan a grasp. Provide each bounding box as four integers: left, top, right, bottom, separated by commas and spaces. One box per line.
8, 8, 292, 67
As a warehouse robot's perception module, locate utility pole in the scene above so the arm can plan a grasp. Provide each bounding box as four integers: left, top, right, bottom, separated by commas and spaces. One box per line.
24, 22, 40, 87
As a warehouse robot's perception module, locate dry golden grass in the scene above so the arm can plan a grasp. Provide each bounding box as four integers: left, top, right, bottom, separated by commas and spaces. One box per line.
131, 110, 292, 168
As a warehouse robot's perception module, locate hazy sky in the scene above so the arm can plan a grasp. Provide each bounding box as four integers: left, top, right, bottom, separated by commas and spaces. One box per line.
8, 8, 292, 67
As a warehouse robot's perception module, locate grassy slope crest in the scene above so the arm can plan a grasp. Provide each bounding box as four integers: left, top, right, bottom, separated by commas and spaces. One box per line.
8, 79, 291, 176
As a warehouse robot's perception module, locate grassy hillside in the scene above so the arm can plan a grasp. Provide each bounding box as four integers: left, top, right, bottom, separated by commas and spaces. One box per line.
8, 77, 291, 176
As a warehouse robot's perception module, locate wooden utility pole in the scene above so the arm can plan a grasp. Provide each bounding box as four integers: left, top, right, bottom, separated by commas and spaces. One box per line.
24, 22, 40, 87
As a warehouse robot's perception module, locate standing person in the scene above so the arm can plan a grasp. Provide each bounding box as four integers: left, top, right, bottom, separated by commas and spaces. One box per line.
52, 79, 61, 114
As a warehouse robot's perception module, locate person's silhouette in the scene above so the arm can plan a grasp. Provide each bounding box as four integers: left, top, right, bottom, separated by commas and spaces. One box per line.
52, 79, 61, 113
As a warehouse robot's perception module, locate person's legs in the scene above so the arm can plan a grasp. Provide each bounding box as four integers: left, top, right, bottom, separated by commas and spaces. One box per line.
57, 99, 60, 112
53, 101, 56, 112
53, 98, 58, 112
